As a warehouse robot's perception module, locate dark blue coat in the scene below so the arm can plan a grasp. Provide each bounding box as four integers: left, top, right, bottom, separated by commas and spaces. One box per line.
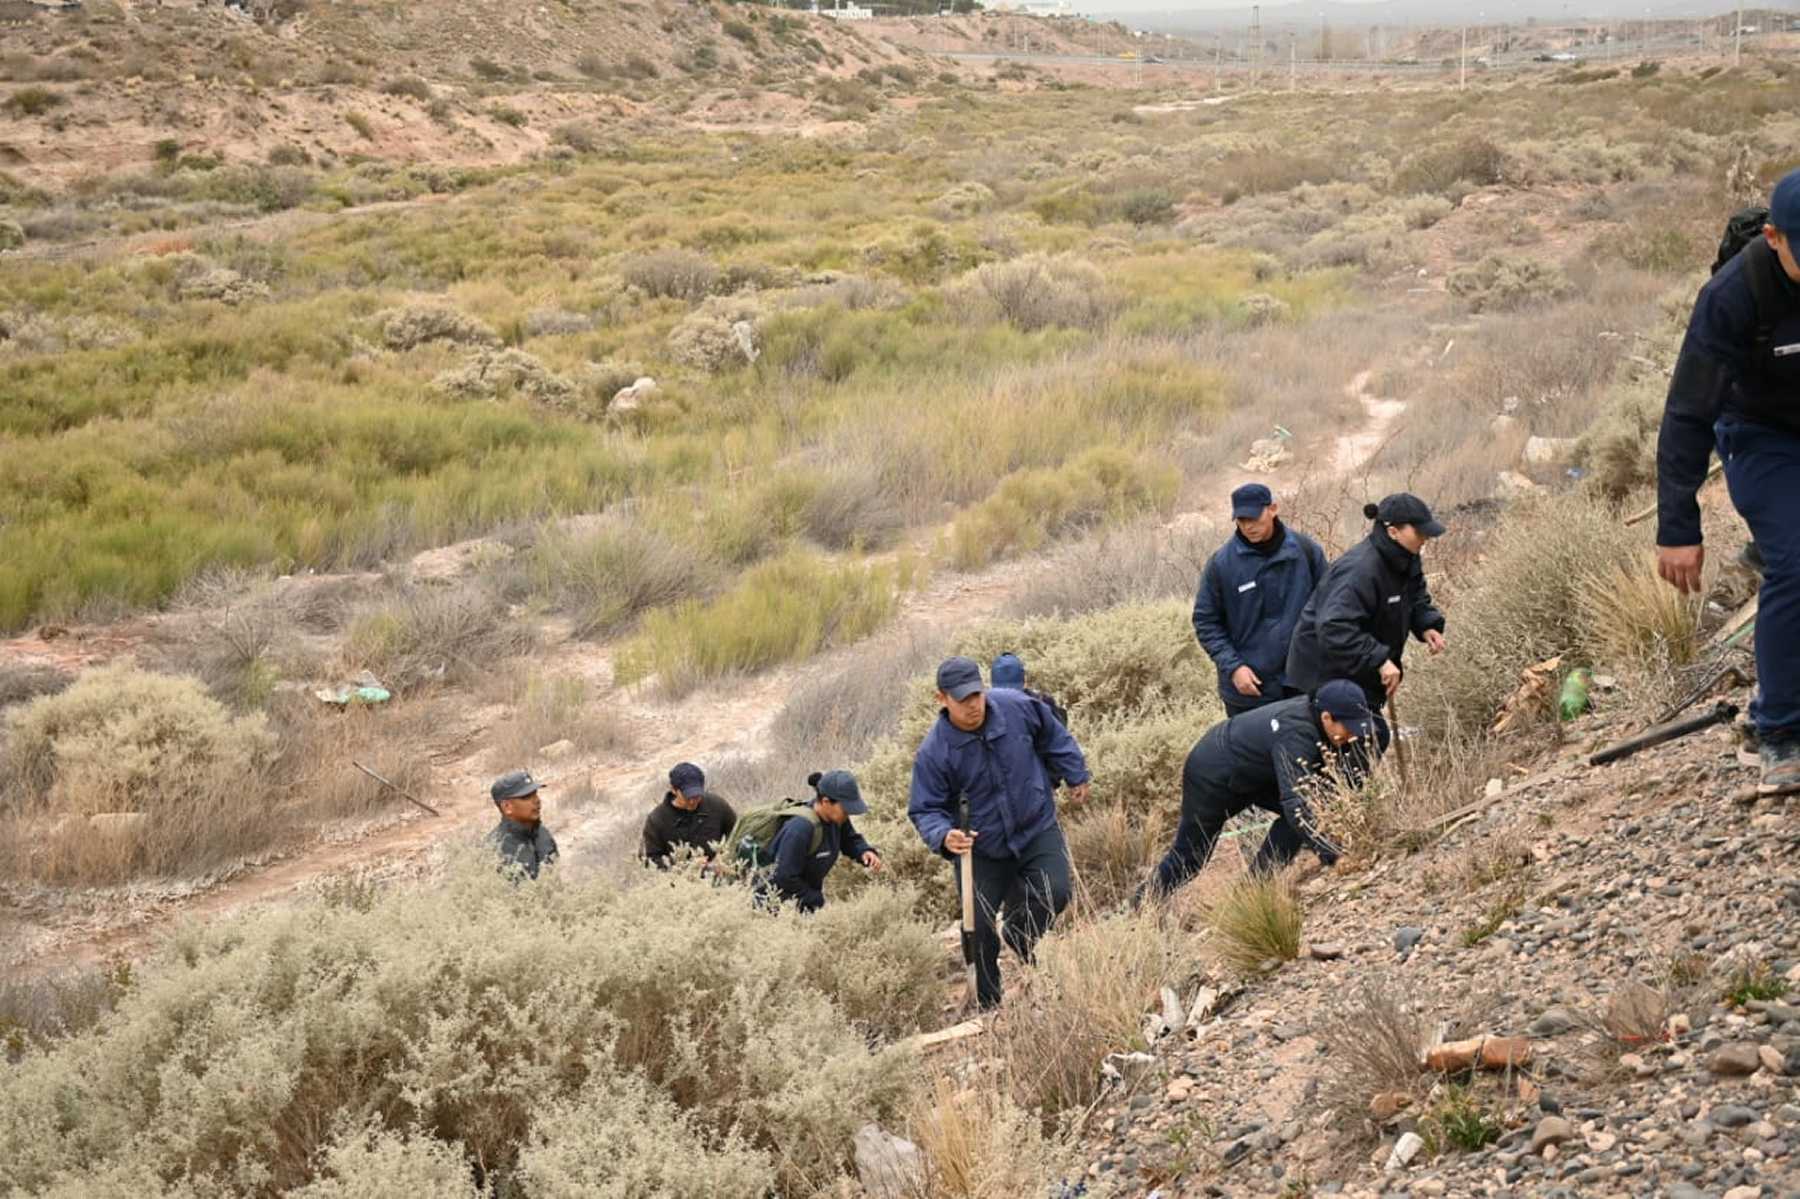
908, 687, 1090, 862
1656, 237, 1800, 547
766, 809, 874, 913
1286, 528, 1445, 709
1191, 524, 1327, 706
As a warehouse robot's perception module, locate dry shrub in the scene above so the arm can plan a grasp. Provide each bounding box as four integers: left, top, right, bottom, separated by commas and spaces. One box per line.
621, 247, 718, 301
950, 447, 1178, 570
1206, 874, 1302, 975
1576, 382, 1663, 502
0, 866, 940, 1195
667, 295, 762, 372
1005, 518, 1210, 619
487, 673, 635, 770
343, 583, 535, 693
955, 253, 1117, 333
379, 304, 500, 351
1393, 136, 1508, 196
0, 660, 69, 711
907, 1071, 1058, 1198
800, 465, 904, 551
1575, 553, 1706, 675
433, 347, 573, 402
529, 519, 719, 638
991, 910, 1191, 1115
1447, 254, 1574, 312
293, 1124, 485, 1198
1315, 976, 1429, 1130
0, 968, 126, 1062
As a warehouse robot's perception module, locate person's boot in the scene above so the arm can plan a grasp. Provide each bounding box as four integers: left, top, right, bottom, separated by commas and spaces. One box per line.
1757, 737, 1800, 797
1736, 717, 1761, 768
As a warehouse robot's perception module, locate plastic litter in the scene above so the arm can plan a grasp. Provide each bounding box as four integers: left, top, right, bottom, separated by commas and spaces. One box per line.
314, 671, 392, 707
1558, 668, 1592, 721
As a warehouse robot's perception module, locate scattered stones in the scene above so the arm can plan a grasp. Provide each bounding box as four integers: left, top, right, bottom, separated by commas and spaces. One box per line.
1308, 942, 1344, 961
1708, 1043, 1764, 1077
1393, 926, 1425, 956
1761, 1044, 1787, 1075
1370, 1091, 1412, 1122
1530, 1007, 1578, 1037
1530, 1116, 1573, 1155
1710, 1104, 1759, 1129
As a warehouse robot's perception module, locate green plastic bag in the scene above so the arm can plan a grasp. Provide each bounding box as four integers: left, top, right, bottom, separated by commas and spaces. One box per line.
1558, 668, 1592, 721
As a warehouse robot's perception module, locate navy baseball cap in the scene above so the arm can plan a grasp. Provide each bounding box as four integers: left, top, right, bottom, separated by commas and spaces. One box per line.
814, 769, 868, 815
1314, 680, 1376, 740
1772, 168, 1800, 235
490, 769, 543, 804
668, 762, 705, 798
990, 652, 1025, 689
1372, 493, 1446, 539
1231, 483, 1274, 519
936, 656, 984, 701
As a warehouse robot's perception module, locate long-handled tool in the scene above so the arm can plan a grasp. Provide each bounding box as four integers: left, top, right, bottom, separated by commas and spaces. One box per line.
352, 760, 441, 817
1386, 697, 1409, 785
1588, 702, 1739, 767
958, 797, 978, 1010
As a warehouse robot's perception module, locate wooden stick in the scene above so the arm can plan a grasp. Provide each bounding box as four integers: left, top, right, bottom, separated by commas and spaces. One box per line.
958, 798, 978, 1010
1623, 462, 1722, 526
352, 760, 441, 817
1386, 698, 1410, 786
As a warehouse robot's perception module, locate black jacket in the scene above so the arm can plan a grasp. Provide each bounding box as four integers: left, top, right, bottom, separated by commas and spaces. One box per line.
767, 809, 875, 912
489, 817, 558, 880
1656, 236, 1800, 547
640, 790, 738, 868
1286, 528, 1445, 708
1192, 694, 1357, 863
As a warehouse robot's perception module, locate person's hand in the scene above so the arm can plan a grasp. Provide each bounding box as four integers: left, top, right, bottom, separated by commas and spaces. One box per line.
1658, 545, 1705, 594
1379, 660, 1403, 698
944, 829, 978, 855
1065, 781, 1092, 807
1230, 665, 1263, 697
861, 851, 884, 872
1423, 629, 1446, 656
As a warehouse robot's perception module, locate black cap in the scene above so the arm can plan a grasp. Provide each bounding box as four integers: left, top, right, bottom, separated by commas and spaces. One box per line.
1314, 680, 1376, 740
936, 656, 984, 702
814, 769, 868, 815
490, 769, 543, 804
1369, 493, 1445, 539
668, 762, 705, 798
1231, 482, 1274, 519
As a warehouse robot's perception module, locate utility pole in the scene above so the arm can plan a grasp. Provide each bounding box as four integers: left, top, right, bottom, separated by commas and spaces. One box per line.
1250, 3, 1261, 88
1460, 25, 1466, 88
1734, 3, 1743, 65
1289, 30, 1297, 88
1214, 32, 1222, 90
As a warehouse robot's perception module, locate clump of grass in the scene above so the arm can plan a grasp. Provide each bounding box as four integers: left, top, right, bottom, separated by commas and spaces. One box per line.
907, 1071, 1057, 1199
487, 672, 635, 770
2, 87, 65, 117
950, 447, 1177, 570
1422, 1085, 1503, 1152
343, 110, 375, 139
1574, 553, 1705, 675
1722, 960, 1788, 1007
1315, 976, 1429, 1129
488, 104, 527, 128
343, 583, 535, 693
1207, 874, 1302, 975
1458, 883, 1527, 948
380, 76, 433, 101
615, 549, 919, 694
530, 519, 718, 638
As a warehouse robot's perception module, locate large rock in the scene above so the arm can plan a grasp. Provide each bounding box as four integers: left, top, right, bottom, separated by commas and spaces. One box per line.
1708, 1042, 1764, 1076
852, 1124, 923, 1199
1522, 435, 1577, 466
1384, 1130, 1424, 1171
1529, 1115, 1572, 1155
609, 376, 656, 414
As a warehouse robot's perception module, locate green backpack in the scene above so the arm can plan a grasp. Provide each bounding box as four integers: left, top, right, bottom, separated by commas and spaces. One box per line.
729, 799, 824, 870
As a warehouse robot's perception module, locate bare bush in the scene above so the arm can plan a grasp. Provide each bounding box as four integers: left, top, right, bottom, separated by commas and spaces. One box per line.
343, 583, 535, 693
955, 253, 1117, 333
1315, 976, 1429, 1130
621, 247, 719, 301
380, 305, 500, 351
529, 519, 719, 638
487, 672, 635, 770
800, 465, 905, 551
1006, 519, 1207, 619
1447, 255, 1574, 312
0, 661, 70, 711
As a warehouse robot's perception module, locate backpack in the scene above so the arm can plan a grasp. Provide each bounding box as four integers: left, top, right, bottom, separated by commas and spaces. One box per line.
1712, 205, 1782, 355
1024, 686, 1070, 731
728, 799, 823, 869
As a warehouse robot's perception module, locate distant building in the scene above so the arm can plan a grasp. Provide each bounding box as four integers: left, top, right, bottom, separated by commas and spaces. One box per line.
815, 0, 872, 18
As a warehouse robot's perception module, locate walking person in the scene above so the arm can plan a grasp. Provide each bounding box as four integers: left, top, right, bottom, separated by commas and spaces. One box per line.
640, 762, 737, 870
487, 770, 558, 881
1656, 167, 1800, 794
1135, 681, 1374, 905
739, 770, 882, 913
1193, 483, 1329, 717
908, 656, 1092, 1011
1286, 493, 1448, 748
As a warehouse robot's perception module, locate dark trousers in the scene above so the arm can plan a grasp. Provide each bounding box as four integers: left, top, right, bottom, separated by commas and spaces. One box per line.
1720, 419, 1800, 741
1144, 741, 1299, 902
956, 824, 1072, 1009
1221, 685, 1295, 720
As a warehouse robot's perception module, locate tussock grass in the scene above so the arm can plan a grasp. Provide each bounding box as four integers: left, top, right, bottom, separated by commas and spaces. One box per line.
529, 519, 719, 639
908, 1071, 1058, 1199
1575, 552, 1707, 674
343, 582, 535, 693
1316, 976, 1429, 1129
950, 447, 1178, 570
1206, 874, 1302, 975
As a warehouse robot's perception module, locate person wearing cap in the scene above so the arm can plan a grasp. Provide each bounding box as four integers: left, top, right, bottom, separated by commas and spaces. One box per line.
763, 769, 882, 913
1193, 483, 1329, 718
1286, 493, 1448, 737
908, 655, 1092, 1010
990, 652, 1070, 729
487, 770, 558, 880
1656, 167, 1800, 795
1135, 680, 1368, 903
640, 762, 738, 871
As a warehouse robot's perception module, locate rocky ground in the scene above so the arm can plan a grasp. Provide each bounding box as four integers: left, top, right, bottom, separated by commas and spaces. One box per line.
1072, 677, 1800, 1198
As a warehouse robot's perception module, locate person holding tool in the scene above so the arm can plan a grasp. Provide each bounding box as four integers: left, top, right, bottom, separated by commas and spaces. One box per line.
1192, 483, 1328, 717
1134, 680, 1374, 905
1655, 168, 1800, 795
1286, 493, 1448, 751
908, 656, 1092, 1011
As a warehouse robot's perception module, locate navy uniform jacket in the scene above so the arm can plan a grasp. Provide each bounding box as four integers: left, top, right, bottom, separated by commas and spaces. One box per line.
489, 818, 558, 880
908, 688, 1090, 861
1286, 529, 1445, 709
1192, 523, 1327, 705
767, 811, 874, 912
1657, 237, 1800, 547
1190, 694, 1359, 863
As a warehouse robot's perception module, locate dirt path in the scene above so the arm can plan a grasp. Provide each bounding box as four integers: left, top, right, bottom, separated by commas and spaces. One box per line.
5, 362, 1410, 973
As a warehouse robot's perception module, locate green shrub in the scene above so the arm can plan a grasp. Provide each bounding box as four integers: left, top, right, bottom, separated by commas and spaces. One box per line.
615, 549, 918, 693
1622, 226, 1696, 273
381, 76, 433, 101
344, 110, 375, 139
954, 252, 1116, 333
1393, 136, 1507, 196
1118, 188, 1177, 226
723, 18, 757, 45
530, 519, 719, 638
0, 867, 939, 1195
488, 104, 527, 128
950, 447, 1178, 570
470, 56, 510, 80
150, 137, 182, 166
2, 87, 64, 117
1446, 254, 1573, 311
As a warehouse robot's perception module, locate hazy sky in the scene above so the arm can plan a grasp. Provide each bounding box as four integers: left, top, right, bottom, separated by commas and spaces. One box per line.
1075, 1, 1780, 19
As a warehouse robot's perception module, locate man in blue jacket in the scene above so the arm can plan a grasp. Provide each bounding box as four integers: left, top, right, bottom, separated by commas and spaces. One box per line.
1193, 483, 1329, 718
909, 656, 1092, 1010
1657, 168, 1800, 796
